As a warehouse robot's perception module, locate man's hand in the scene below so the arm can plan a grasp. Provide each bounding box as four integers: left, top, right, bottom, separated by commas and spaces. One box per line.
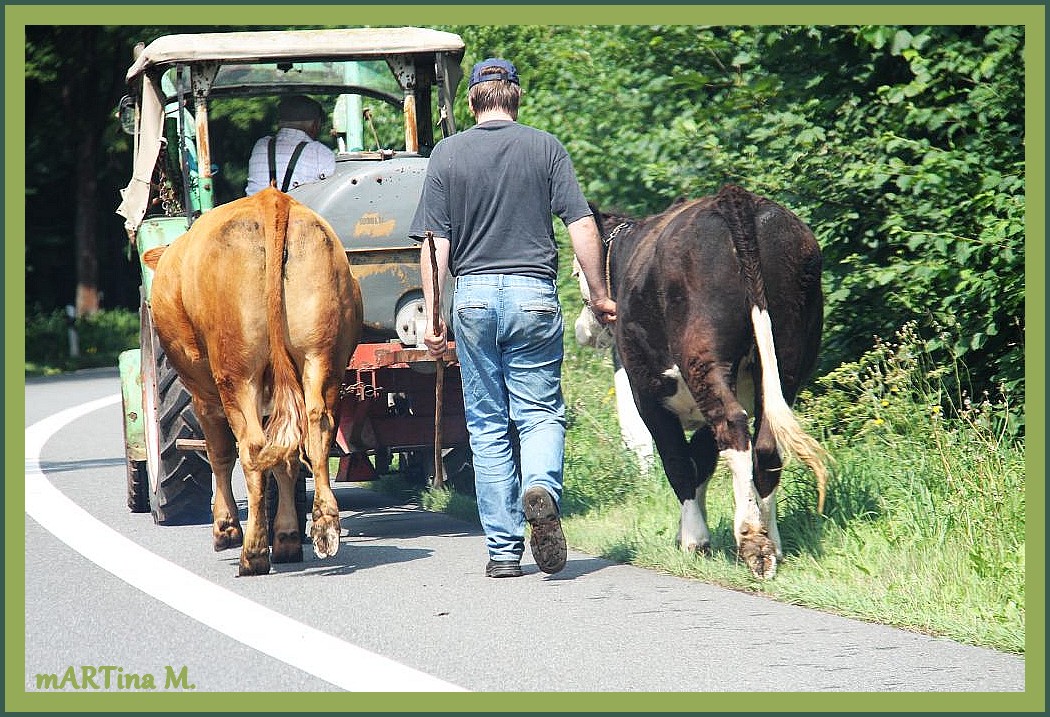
425, 318, 448, 358
587, 296, 617, 326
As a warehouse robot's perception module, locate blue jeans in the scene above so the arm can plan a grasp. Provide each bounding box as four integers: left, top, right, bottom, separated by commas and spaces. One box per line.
453, 274, 566, 562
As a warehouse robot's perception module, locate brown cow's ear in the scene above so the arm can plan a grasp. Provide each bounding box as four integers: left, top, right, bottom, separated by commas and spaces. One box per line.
142, 246, 168, 269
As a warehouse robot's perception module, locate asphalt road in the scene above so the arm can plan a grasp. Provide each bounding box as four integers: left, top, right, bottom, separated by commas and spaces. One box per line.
21, 369, 1027, 702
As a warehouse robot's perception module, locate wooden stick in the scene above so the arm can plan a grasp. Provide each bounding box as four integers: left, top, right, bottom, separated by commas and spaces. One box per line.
426, 232, 446, 489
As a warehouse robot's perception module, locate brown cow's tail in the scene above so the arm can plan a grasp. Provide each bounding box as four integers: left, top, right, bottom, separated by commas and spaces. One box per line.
258, 189, 307, 471
717, 184, 829, 513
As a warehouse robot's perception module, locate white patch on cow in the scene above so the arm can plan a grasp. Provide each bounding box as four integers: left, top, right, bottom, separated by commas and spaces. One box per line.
25, 395, 467, 693
614, 367, 654, 471
574, 305, 611, 350
723, 446, 782, 561
724, 447, 759, 538
572, 255, 613, 350
677, 481, 711, 552
661, 365, 708, 431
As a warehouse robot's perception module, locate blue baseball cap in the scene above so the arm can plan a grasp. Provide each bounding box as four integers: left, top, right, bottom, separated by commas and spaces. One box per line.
468, 58, 520, 88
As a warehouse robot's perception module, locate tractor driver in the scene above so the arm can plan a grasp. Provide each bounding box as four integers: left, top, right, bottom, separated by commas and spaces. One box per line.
245, 95, 336, 196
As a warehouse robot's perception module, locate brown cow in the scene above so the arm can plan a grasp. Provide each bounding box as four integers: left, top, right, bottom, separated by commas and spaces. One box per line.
576, 185, 828, 579
147, 187, 363, 576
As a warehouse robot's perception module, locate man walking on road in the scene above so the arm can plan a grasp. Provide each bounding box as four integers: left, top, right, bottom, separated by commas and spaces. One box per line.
410, 58, 616, 578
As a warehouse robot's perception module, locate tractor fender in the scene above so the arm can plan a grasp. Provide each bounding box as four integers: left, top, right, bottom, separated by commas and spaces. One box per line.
119, 348, 146, 462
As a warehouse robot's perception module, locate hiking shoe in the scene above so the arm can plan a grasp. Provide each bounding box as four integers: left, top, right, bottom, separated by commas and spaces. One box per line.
524, 486, 567, 574
485, 559, 523, 578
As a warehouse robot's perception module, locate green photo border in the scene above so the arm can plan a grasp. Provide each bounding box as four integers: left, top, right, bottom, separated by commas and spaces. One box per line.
8, 4, 1044, 714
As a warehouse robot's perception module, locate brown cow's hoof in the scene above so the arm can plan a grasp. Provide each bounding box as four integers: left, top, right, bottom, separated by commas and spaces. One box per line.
213, 522, 243, 552
272, 531, 303, 564
311, 515, 341, 559
238, 551, 271, 576
738, 537, 778, 580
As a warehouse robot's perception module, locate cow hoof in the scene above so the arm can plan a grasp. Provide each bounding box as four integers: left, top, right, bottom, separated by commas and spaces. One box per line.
677, 537, 712, 556
748, 554, 777, 580
238, 552, 271, 577
738, 537, 778, 580
311, 516, 341, 559
213, 524, 243, 552
272, 531, 303, 564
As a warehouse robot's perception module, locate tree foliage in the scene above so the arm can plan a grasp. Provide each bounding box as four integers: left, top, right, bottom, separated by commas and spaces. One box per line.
24, 25, 1026, 412
450, 24, 1026, 408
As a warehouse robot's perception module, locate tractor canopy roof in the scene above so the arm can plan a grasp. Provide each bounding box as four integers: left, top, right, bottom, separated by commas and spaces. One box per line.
126, 26, 466, 81
117, 26, 465, 234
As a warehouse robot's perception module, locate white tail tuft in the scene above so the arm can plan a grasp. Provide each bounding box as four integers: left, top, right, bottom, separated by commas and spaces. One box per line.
750, 306, 830, 513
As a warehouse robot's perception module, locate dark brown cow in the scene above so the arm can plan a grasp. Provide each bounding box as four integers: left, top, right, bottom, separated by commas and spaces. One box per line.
576, 184, 827, 579
147, 187, 363, 576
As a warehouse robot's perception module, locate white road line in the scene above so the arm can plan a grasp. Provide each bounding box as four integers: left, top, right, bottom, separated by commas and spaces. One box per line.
24, 393, 466, 692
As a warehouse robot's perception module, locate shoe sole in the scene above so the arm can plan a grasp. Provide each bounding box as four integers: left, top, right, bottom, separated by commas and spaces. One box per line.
486, 564, 523, 578
524, 487, 567, 574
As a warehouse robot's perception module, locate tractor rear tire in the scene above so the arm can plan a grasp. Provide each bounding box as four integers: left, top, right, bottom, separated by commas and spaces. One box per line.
142, 306, 213, 525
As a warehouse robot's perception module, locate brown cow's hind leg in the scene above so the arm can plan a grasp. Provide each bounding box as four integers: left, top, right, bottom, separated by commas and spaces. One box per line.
635, 383, 710, 554
270, 459, 304, 564
193, 398, 243, 552
753, 415, 784, 562
301, 356, 342, 559
239, 465, 271, 576
681, 427, 718, 555
224, 387, 272, 576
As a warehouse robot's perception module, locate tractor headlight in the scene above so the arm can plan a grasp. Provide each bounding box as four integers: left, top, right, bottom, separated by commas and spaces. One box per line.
395, 295, 428, 348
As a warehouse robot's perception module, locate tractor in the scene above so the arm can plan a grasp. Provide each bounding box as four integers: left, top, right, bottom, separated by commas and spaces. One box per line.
115, 27, 474, 526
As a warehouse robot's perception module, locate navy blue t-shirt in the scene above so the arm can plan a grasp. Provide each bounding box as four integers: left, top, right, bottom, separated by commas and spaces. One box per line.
409, 120, 592, 280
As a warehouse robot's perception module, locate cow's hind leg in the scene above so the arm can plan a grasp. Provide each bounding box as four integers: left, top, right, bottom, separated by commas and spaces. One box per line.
269, 459, 304, 564
684, 361, 778, 579
752, 411, 784, 562
191, 396, 243, 552
239, 463, 271, 576
222, 386, 272, 576
301, 355, 342, 559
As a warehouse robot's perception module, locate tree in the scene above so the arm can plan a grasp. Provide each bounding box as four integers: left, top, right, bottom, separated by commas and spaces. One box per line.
26, 26, 135, 316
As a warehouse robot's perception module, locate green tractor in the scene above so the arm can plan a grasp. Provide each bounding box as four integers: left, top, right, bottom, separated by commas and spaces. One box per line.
116, 27, 473, 525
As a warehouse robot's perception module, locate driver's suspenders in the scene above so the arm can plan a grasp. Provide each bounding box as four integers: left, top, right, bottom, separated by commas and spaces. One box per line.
267, 138, 310, 192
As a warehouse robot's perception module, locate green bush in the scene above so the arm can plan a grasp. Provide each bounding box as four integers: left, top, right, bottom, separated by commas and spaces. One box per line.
25, 307, 140, 375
